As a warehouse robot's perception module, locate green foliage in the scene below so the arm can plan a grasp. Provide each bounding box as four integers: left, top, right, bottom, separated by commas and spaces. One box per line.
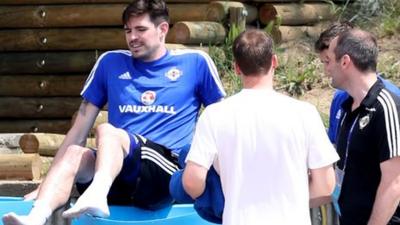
209, 24, 243, 96
275, 56, 320, 96
337, 0, 400, 36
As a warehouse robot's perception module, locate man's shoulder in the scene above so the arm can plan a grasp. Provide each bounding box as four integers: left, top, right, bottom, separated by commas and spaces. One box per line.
98, 50, 132, 61
333, 89, 349, 102
380, 77, 400, 96
169, 49, 210, 62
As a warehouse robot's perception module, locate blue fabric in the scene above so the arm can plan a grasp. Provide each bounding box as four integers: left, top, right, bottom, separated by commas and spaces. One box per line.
170, 168, 224, 224
328, 76, 400, 144
81, 49, 225, 153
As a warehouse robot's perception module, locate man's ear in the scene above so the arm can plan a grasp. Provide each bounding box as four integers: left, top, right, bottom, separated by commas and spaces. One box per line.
341, 54, 351, 69
158, 21, 169, 39
271, 54, 278, 69
234, 61, 242, 76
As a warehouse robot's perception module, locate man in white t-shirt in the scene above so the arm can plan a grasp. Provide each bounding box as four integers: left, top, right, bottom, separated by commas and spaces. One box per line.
181, 29, 339, 225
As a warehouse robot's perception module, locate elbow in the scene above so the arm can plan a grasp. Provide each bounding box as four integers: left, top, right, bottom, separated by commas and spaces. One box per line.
182, 177, 201, 199
182, 171, 205, 199
384, 176, 400, 202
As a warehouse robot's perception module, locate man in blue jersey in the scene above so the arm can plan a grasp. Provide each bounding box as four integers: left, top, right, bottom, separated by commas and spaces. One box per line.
314, 22, 400, 145
2, 1, 225, 225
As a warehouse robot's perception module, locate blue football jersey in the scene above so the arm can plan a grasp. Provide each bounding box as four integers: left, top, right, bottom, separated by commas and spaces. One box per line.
81, 49, 225, 152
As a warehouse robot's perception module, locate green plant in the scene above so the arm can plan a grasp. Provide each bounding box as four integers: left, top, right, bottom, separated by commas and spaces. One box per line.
337, 0, 400, 36
209, 24, 243, 96
275, 56, 320, 96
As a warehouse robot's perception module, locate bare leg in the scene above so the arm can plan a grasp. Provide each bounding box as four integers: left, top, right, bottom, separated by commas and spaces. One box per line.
2, 145, 96, 225
62, 123, 131, 218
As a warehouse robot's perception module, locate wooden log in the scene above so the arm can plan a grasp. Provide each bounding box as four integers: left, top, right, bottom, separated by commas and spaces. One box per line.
0, 28, 126, 51
19, 133, 65, 154
0, 46, 206, 74
0, 0, 211, 4
259, 3, 336, 25
0, 4, 125, 28
0, 29, 123, 51
270, 22, 330, 43
0, 120, 71, 134
0, 75, 86, 97
0, 4, 213, 28
19, 133, 96, 156
0, 154, 42, 180
0, 97, 81, 118
206, 1, 258, 23
0, 51, 100, 74
169, 4, 209, 23
0, 0, 341, 4
167, 21, 226, 45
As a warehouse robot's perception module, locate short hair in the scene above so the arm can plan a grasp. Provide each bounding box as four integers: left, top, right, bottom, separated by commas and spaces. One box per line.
314, 21, 354, 53
334, 29, 378, 72
122, 0, 169, 26
232, 29, 274, 76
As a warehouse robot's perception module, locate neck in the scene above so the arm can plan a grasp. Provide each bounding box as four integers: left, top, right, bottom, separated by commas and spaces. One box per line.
346, 71, 377, 110
143, 45, 167, 62
242, 72, 273, 90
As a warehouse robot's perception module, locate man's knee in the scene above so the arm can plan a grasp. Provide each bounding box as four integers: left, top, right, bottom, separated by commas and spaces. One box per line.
63, 145, 94, 171
96, 123, 118, 137
96, 123, 130, 153
64, 145, 95, 183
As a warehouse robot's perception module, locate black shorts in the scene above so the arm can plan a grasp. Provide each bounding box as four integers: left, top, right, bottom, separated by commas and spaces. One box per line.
76, 134, 180, 209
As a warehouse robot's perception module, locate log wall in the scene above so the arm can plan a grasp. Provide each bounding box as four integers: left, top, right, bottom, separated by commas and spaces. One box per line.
0, 0, 339, 134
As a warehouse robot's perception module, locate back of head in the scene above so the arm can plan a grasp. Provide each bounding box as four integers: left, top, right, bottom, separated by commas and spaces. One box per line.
122, 0, 169, 26
314, 21, 354, 53
334, 29, 378, 73
233, 29, 274, 76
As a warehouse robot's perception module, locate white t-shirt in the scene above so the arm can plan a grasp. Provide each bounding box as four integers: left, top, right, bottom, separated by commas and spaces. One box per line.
186, 89, 339, 225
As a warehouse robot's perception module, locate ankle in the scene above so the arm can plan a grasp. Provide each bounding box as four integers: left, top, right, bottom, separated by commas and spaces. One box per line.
30, 200, 52, 220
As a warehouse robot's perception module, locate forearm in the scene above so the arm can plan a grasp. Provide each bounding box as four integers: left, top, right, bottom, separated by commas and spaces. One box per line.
182, 161, 207, 199
51, 128, 89, 164
52, 100, 99, 165
309, 166, 336, 208
367, 184, 400, 225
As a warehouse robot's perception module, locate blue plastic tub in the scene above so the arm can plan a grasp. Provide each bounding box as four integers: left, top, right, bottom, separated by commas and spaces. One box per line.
0, 197, 33, 225
72, 204, 216, 225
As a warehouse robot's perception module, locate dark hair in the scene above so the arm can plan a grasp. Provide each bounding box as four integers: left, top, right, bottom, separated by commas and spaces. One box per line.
122, 0, 169, 26
232, 29, 274, 76
334, 29, 378, 72
314, 21, 354, 53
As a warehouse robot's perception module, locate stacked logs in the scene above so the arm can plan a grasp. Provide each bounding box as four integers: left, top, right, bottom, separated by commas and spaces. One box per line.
0, 111, 105, 180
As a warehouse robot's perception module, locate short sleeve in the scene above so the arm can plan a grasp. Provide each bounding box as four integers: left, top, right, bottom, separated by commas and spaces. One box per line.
80, 53, 108, 108
185, 108, 218, 169
376, 90, 400, 162
306, 104, 340, 169
195, 52, 226, 106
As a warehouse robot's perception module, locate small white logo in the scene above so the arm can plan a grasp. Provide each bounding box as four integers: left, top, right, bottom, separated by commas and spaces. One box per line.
335, 109, 342, 120
141, 91, 156, 105
118, 72, 132, 80
165, 68, 182, 81
359, 115, 370, 130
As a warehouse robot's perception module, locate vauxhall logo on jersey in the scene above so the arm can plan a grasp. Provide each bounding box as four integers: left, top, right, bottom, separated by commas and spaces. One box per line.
118, 90, 176, 114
